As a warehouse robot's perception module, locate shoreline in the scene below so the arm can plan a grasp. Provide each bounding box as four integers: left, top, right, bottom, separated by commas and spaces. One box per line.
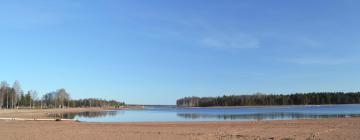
0, 107, 107, 119
177, 103, 360, 109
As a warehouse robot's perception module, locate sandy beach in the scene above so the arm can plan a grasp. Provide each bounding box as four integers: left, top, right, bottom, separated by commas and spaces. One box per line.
0, 108, 359, 140
0, 108, 105, 118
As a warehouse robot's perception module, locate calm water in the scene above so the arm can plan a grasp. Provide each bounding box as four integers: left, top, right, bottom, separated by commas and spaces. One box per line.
61, 104, 360, 122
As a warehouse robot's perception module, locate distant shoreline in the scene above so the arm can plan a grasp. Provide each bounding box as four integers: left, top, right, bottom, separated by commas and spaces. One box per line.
177, 103, 360, 109
177, 92, 360, 107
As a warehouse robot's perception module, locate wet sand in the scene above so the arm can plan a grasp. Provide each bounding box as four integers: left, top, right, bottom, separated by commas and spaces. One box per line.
0, 109, 359, 140
0, 108, 105, 118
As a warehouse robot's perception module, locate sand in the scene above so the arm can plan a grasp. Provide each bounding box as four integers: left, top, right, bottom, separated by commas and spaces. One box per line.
0, 108, 359, 140
0, 108, 105, 118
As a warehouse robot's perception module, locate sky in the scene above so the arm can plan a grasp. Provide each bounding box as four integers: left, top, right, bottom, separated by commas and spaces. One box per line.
0, 0, 360, 105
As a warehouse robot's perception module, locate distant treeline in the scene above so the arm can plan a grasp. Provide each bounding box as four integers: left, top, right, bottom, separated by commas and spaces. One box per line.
0, 80, 124, 109
177, 92, 360, 107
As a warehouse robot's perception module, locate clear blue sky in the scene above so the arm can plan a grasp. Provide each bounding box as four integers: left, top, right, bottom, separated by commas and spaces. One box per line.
1, 0, 359, 105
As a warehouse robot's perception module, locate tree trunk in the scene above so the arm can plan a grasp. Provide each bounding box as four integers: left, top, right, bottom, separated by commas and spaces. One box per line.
6, 93, 9, 109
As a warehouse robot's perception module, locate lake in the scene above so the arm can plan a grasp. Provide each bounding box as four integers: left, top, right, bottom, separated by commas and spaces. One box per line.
61, 104, 360, 122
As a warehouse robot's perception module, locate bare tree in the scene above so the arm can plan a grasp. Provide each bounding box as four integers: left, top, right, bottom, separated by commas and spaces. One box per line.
0, 81, 9, 109
12, 80, 22, 108
56, 89, 69, 108
29, 90, 38, 109
0, 81, 10, 109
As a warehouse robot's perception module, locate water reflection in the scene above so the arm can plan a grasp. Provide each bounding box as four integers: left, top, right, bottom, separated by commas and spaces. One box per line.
51, 111, 120, 119
57, 105, 360, 122
177, 112, 360, 121
61, 111, 360, 121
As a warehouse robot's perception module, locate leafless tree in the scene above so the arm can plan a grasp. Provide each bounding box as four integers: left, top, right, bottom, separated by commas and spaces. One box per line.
0, 81, 9, 108
29, 90, 38, 109
12, 80, 22, 108
56, 89, 70, 108
0, 81, 10, 109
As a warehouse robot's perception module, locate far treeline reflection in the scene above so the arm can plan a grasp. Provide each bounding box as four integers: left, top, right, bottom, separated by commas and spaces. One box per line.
177, 92, 360, 107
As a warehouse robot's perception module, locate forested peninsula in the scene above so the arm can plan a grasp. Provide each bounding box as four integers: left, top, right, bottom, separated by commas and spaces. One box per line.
0, 80, 124, 109
177, 92, 360, 107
